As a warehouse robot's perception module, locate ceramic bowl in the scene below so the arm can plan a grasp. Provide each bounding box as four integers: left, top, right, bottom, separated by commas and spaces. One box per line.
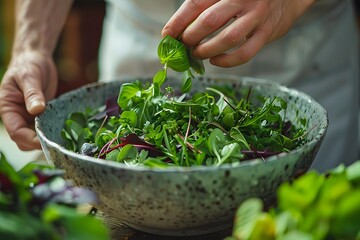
35, 75, 328, 236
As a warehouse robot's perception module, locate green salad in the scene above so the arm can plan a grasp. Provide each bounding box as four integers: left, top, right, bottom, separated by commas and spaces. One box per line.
61, 36, 307, 167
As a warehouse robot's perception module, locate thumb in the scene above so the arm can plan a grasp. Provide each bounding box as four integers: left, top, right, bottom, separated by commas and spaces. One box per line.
20, 75, 47, 115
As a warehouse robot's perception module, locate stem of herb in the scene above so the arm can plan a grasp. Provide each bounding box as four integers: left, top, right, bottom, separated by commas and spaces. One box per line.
184, 107, 192, 145
98, 137, 117, 158
95, 115, 108, 139
292, 124, 316, 142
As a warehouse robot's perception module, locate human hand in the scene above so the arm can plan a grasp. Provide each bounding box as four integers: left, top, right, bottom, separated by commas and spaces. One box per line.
0, 51, 58, 150
162, 0, 315, 67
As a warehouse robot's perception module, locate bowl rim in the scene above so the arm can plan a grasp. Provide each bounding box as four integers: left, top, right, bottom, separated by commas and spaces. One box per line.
35, 74, 328, 173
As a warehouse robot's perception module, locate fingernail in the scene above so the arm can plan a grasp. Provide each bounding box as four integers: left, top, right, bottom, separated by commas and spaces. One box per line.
29, 100, 45, 114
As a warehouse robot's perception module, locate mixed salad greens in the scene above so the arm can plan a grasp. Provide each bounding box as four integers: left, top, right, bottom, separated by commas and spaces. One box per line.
0, 152, 108, 240
61, 35, 307, 167
226, 161, 360, 240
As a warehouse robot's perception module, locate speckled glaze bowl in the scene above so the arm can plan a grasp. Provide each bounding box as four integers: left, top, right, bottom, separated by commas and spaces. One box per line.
35, 75, 328, 236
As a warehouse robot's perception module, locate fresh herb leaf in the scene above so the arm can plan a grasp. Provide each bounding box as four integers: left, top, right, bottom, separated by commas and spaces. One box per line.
158, 35, 190, 72
227, 160, 360, 240
0, 152, 109, 239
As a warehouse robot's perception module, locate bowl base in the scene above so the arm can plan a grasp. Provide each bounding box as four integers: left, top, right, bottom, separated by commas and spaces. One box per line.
102, 214, 232, 237
125, 221, 232, 237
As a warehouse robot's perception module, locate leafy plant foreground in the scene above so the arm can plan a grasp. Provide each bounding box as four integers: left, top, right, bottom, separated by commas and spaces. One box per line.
226, 161, 360, 240
0, 152, 109, 240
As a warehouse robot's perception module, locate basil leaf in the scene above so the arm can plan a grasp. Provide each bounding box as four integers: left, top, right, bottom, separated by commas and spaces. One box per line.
120, 110, 138, 127
181, 70, 192, 93
158, 35, 190, 72
117, 82, 141, 109
187, 48, 205, 75
153, 69, 166, 87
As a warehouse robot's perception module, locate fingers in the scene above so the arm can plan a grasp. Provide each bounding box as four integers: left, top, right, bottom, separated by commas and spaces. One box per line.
22, 74, 46, 115
14, 63, 46, 115
162, 0, 219, 39
1, 106, 42, 150
209, 29, 268, 67
0, 52, 55, 151
192, 10, 259, 59
0, 75, 42, 150
182, 1, 250, 48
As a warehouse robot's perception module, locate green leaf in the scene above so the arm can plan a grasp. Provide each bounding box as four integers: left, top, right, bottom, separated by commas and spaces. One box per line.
223, 112, 235, 127
187, 48, 205, 75
143, 158, 169, 168
181, 70, 192, 93
120, 110, 138, 127
153, 82, 160, 98
208, 128, 225, 162
68, 112, 87, 127
0, 152, 20, 185
229, 127, 250, 150
282, 230, 313, 240
158, 35, 190, 72
153, 69, 167, 87
117, 82, 141, 109
278, 172, 325, 212
232, 198, 264, 240
61, 129, 77, 151
249, 213, 276, 240
331, 189, 360, 237
42, 204, 109, 240
346, 161, 360, 186
219, 142, 240, 165
117, 144, 137, 162
0, 212, 54, 239
106, 149, 120, 162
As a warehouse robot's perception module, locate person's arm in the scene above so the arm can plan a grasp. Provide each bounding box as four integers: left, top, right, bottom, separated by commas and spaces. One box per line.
0, 0, 73, 150
162, 0, 316, 68
13, 0, 73, 56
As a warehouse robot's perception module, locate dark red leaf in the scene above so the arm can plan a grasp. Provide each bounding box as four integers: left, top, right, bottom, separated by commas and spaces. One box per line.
90, 95, 120, 120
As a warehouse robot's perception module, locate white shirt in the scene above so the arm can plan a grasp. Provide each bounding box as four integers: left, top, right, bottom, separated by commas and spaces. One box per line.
99, 0, 359, 171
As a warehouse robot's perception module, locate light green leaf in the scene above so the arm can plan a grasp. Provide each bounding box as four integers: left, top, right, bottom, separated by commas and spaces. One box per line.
187, 48, 205, 75
117, 144, 137, 162
232, 198, 263, 240
223, 112, 235, 127
208, 128, 225, 162
278, 172, 325, 212
117, 83, 141, 109
153, 69, 167, 87
229, 127, 250, 150
120, 110, 138, 127
158, 35, 190, 72
181, 70, 192, 93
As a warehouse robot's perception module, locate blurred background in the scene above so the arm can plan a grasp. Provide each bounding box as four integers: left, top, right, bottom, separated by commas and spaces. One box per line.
0, 0, 359, 169
0, 0, 105, 95
0, 0, 105, 169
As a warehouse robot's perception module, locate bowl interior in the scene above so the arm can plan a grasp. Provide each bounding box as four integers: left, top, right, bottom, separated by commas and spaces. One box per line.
36, 75, 328, 162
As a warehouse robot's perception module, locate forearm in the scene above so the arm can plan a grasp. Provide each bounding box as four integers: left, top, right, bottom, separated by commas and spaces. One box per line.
12, 0, 74, 56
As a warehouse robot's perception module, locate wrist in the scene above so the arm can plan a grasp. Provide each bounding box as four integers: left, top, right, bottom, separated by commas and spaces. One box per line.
12, 33, 56, 56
